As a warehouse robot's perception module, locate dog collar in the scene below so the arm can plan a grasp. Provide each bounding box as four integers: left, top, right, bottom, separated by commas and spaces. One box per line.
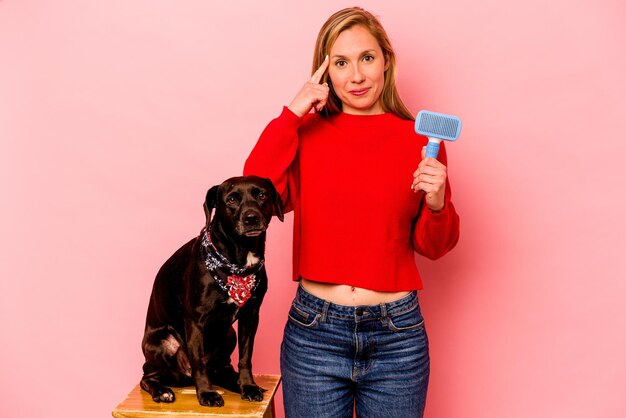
200, 228, 264, 307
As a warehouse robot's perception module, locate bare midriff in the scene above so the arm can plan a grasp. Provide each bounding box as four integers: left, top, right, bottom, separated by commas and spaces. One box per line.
301, 279, 410, 306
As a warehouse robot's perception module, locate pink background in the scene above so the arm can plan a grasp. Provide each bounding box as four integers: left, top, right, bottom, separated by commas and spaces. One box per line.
2, 0, 625, 417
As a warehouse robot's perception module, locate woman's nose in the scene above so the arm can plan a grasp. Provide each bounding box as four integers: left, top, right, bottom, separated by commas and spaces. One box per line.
351, 65, 365, 83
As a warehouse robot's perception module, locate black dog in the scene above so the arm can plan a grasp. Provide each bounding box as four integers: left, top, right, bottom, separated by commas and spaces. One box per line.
140, 176, 283, 407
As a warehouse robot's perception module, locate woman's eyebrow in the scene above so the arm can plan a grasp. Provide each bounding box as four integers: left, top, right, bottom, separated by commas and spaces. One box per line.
331, 49, 377, 59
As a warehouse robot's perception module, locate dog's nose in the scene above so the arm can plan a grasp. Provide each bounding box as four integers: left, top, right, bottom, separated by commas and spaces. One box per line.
243, 211, 260, 227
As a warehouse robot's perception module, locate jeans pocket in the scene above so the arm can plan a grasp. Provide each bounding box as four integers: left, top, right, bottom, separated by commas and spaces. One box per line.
387, 307, 425, 332
287, 302, 320, 328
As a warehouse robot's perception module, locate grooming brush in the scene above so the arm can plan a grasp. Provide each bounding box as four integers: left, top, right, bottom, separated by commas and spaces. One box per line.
415, 110, 462, 159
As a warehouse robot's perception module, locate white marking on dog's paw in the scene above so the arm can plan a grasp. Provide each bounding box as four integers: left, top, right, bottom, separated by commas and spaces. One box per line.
160, 391, 174, 402
246, 252, 260, 267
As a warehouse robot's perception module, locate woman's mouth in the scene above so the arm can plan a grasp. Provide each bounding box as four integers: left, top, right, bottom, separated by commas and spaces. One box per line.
350, 88, 370, 96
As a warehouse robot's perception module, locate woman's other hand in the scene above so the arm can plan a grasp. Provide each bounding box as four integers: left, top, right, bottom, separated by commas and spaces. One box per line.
412, 146, 447, 212
288, 56, 330, 117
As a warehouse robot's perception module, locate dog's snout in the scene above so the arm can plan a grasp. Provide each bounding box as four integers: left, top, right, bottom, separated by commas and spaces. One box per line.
237, 206, 267, 237
243, 210, 261, 226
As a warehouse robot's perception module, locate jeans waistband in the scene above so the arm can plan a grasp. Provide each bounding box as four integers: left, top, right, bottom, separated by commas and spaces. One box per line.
295, 283, 419, 321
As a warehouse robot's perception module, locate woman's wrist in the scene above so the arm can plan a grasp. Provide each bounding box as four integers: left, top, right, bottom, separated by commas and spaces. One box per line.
428, 202, 445, 213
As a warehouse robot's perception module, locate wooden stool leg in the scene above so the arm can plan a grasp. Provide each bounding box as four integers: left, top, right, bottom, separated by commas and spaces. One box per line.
263, 398, 276, 418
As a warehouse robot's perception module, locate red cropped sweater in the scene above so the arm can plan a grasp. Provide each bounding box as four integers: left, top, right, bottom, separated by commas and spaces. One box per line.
244, 107, 459, 291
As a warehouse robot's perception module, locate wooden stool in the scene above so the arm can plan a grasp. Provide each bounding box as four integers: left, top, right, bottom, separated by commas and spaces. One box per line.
112, 374, 281, 418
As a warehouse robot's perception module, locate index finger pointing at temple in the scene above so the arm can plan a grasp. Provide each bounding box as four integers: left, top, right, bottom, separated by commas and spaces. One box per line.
310, 55, 329, 84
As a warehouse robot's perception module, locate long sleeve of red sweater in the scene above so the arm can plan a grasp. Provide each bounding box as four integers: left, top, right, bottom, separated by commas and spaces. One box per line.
410, 139, 460, 260
244, 107, 304, 213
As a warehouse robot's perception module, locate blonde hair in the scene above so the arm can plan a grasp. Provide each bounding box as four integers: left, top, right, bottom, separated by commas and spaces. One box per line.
312, 7, 414, 120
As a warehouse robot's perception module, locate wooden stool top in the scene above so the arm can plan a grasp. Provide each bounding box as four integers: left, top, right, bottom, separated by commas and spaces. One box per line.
112, 374, 281, 418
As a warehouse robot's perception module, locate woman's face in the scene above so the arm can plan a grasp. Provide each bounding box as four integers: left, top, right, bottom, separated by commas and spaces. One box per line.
328, 25, 387, 115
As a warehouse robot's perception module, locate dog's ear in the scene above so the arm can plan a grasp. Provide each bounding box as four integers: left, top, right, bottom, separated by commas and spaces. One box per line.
265, 178, 284, 222
203, 185, 219, 227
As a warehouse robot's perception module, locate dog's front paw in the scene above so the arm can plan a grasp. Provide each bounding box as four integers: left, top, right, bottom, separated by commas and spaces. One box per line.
241, 385, 265, 402
198, 391, 224, 407
153, 388, 175, 403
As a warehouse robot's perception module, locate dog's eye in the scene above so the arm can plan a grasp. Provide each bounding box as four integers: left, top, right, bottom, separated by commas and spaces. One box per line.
258, 191, 267, 200
226, 194, 240, 205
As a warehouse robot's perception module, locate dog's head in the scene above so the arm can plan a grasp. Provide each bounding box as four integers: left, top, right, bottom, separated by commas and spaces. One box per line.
203, 176, 284, 237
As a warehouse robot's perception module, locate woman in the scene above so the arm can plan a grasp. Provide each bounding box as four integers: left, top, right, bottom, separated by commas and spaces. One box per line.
244, 7, 460, 417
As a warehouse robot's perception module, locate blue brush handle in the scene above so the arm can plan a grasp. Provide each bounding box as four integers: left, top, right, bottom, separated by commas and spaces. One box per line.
425, 139, 440, 159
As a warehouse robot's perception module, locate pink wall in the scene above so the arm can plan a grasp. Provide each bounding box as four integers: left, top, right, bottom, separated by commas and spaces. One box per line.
1, 1, 625, 417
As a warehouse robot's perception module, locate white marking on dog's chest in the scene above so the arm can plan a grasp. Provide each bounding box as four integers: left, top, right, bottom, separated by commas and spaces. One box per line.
246, 252, 260, 267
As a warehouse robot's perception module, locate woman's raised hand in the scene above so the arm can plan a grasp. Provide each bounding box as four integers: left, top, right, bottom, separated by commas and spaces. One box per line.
412, 147, 447, 212
288, 56, 330, 117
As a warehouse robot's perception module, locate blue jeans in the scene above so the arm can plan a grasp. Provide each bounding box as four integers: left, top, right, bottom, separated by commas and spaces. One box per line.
280, 285, 430, 418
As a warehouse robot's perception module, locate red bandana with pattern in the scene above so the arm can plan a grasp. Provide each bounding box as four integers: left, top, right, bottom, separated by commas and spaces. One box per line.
226, 274, 257, 306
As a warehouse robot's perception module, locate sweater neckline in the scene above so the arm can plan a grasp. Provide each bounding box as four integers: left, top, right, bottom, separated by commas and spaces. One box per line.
330, 111, 398, 128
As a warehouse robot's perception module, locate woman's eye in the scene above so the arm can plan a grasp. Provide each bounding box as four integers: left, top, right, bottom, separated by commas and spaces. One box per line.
335, 60, 346, 67
363, 55, 374, 62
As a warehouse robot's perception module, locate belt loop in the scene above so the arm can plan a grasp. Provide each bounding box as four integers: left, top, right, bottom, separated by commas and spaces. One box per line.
380, 302, 388, 323
320, 301, 330, 323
